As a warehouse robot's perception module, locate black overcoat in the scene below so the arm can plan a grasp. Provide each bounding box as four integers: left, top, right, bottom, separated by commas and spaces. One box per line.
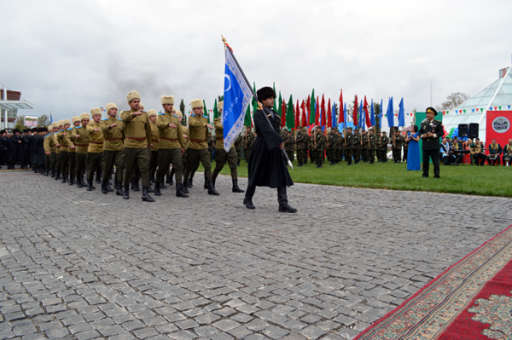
247, 107, 293, 188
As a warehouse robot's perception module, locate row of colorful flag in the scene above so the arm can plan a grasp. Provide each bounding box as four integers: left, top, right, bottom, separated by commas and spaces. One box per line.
444, 104, 512, 115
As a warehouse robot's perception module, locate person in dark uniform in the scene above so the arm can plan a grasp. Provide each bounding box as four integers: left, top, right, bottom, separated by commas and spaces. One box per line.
243, 86, 296, 213
419, 107, 444, 178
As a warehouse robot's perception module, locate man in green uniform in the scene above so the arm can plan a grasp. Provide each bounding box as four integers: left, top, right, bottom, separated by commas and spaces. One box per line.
344, 127, 353, 165
368, 128, 376, 164
377, 131, 389, 162
211, 101, 244, 193
86, 108, 104, 191
392, 130, 404, 163
326, 128, 336, 165
120, 90, 154, 202
312, 126, 326, 168
351, 129, 362, 163
154, 95, 188, 197
184, 98, 219, 195
71, 113, 90, 188
336, 129, 344, 163
295, 127, 309, 166
361, 130, 369, 162
283, 128, 295, 163
235, 134, 243, 165
101, 102, 124, 195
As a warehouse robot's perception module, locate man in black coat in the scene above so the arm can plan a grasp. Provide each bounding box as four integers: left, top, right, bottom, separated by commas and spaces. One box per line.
419, 107, 444, 178
243, 86, 296, 213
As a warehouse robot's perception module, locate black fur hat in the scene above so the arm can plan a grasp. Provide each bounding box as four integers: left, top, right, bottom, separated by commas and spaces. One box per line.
256, 86, 276, 102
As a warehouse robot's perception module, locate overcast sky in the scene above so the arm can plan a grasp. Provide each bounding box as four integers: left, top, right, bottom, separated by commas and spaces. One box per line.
2, 0, 512, 120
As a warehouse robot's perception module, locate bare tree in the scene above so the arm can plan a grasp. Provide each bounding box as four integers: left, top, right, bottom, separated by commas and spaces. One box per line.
37, 114, 50, 127
439, 92, 469, 110
14, 116, 25, 130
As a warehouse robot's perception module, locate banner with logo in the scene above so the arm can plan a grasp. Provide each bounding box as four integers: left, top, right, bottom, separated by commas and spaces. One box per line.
486, 110, 512, 147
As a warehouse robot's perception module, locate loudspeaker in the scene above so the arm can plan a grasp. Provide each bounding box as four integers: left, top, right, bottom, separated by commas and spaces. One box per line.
469, 123, 479, 139
458, 124, 468, 137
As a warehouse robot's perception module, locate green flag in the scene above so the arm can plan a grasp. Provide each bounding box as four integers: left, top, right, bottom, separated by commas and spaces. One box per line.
252, 82, 258, 112
213, 99, 219, 119
244, 105, 252, 127
310, 89, 316, 124
277, 91, 283, 116
286, 95, 294, 129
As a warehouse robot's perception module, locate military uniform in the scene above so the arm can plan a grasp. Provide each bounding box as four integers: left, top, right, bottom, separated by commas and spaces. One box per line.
336, 131, 344, 163
155, 99, 187, 197
68, 117, 81, 185
212, 113, 243, 193
312, 128, 326, 167
184, 99, 218, 195
86, 110, 104, 190
377, 133, 389, 162
295, 128, 309, 166
392, 133, 404, 163
71, 114, 90, 187
419, 110, 444, 177
351, 130, 362, 163
284, 130, 295, 163
344, 130, 353, 165
243, 129, 256, 163
120, 91, 154, 201
361, 132, 369, 162
503, 143, 512, 166
326, 129, 337, 165
101, 107, 124, 194
235, 134, 243, 164
487, 142, 502, 166
368, 131, 376, 163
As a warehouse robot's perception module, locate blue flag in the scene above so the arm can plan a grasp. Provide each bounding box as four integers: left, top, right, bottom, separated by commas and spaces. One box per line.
332, 103, 337, 129
398, 97, 405, 127
387, 97, 394, 128
343, 103, 347, 126
379, 99, 383, 129
222, 47, 253, 151
358, 100, 363, 129
370, 99, 375, 126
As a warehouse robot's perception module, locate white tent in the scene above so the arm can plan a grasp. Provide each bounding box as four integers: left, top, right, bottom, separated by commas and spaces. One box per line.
443, 66, 512, 142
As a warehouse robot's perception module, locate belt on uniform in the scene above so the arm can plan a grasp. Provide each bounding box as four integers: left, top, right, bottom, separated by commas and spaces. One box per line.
191, 139, 205, 143
105, 138, 123, 141
161, 137, 178, 141
75, 143, 89, 147
89, 141, 103, 144
127, 137, 146, 141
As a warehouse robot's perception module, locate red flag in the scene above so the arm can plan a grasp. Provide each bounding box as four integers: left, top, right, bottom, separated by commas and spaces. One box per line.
315, 96, 320, 126
301, 100, 307, 127
339, 89, 344, 123
327, 98, 332, 128
281, 99, 286, 127
364, 96, 370, 127
294, 99, 300, 130
321, 94, 326, 127
353, 95, 358, 126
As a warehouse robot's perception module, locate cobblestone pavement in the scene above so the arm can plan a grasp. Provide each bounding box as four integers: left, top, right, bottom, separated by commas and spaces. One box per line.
1, 170, 511, 340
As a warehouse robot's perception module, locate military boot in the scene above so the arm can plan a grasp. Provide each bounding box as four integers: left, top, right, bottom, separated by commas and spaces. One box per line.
141, 186, 155, 202
176, 183, 188, 198
154, 182, 161, 196
87, 180, 94, 191
232, 178, 244, 193
207, 180, 219, 196
123, 185, 129, 199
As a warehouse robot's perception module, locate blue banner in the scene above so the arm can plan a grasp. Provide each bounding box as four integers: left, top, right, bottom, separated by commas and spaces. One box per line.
222, 47, 253, 151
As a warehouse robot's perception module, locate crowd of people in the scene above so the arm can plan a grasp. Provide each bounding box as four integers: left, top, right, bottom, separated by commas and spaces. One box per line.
440, 137, 512, 166
1, 94, 511, 200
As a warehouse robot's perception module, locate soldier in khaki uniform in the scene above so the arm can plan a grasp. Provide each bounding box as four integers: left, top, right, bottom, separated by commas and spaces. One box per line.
56, 120, 74, 182
101, 103, 124, 195
242, 126, 256, 162
43, 124, 54, 176
120, 90, 154, 202
184, 99, 219, 195
211, 101, 244, 193
86, 108, 104, 191
68, 117, 80, 185
53, 121, 64, 180
295, 127, 309, 166
181, 125, 191, 193
71, 113, 90, 188
154, 96, 188, 197
147, 109, 160, 189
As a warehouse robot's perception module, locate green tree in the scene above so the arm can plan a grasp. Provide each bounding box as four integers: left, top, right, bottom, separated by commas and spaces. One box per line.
37, 114, 50, 127
14, 115, 26, 130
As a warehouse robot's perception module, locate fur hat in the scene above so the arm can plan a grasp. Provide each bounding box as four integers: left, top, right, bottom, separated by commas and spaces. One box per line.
80, 113, 90, 120
257, 86, 275, 102
105, 103, 118, 112
90, 108, 102, 116
190, 99, 204, 109
72, 116, 81, 123
127, 90, 141, 103
147, 109, 157, 117
62, 120, 71, 126
161, 95, 175, 105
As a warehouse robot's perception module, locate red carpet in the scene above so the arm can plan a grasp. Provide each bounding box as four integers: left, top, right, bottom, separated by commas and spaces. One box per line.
355, 225, 512, 340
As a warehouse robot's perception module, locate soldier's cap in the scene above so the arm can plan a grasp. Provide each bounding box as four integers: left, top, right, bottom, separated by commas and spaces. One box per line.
147, 109, 157, 117
105, 103, 118, 112
161, 95, 174, 105
426, 107, 437, 115
90, 108, 102, 116
256, 86, 275, 102
79, 113, 90, 120
62, 119, 71, 126
127, 90, 141, 103
72, 116, 81, 123
190, 99, 204, 109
